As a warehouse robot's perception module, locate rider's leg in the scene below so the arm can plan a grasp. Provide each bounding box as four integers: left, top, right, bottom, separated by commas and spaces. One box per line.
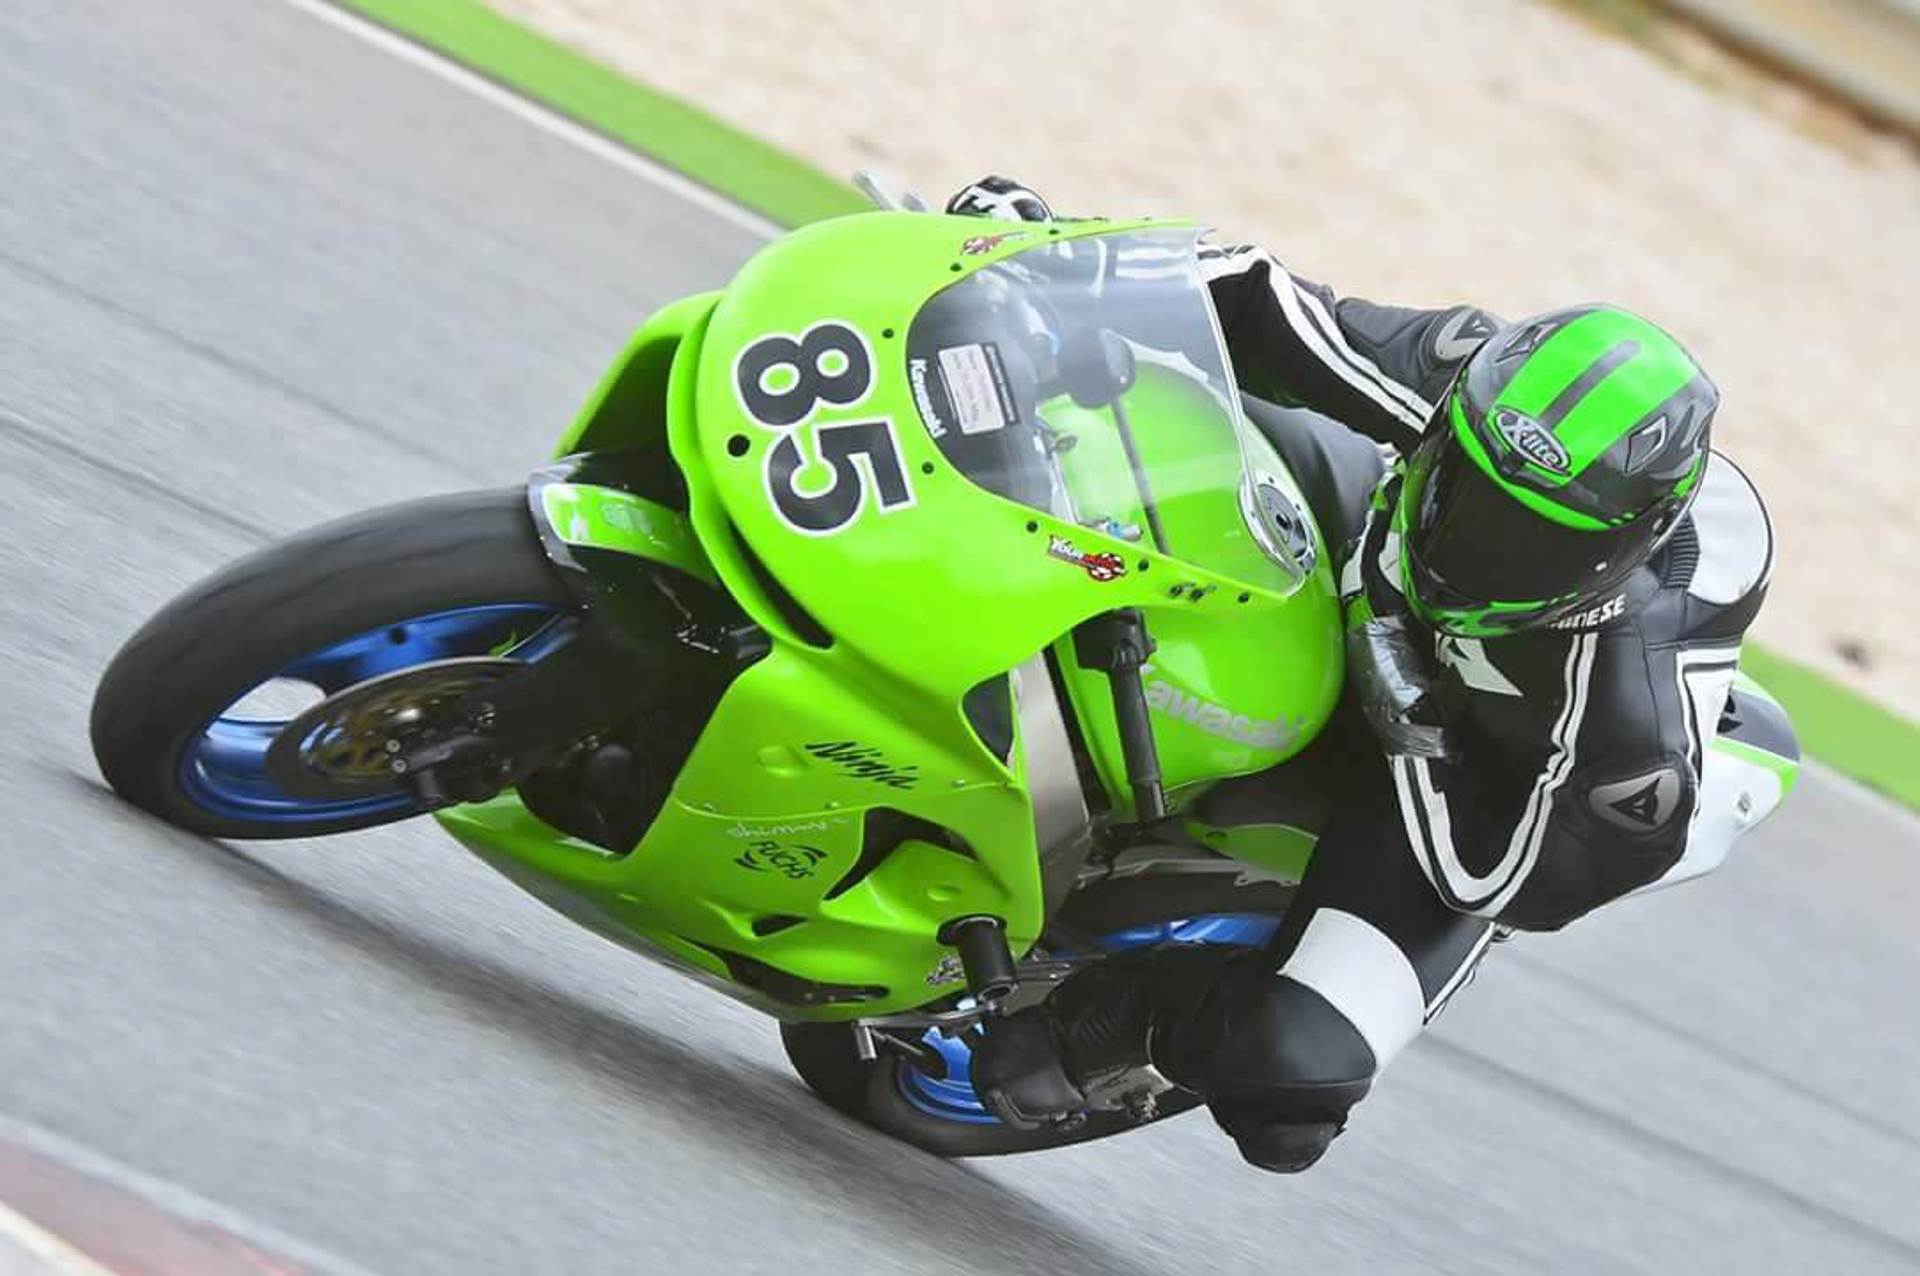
1149, 749, 1493, 1171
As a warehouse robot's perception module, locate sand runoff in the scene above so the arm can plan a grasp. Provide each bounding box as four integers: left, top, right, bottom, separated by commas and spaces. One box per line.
491, 0, 1920, 718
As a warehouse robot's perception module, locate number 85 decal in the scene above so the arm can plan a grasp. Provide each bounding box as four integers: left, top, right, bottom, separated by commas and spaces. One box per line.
731, 321, 915, 536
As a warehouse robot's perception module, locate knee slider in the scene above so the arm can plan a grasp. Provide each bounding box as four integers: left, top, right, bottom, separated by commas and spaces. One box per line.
1177, 972, 1377, 1119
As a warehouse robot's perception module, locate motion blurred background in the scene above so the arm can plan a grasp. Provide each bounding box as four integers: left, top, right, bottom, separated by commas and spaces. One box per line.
497, 0, 1920, 721
2, 2, 1916, 1274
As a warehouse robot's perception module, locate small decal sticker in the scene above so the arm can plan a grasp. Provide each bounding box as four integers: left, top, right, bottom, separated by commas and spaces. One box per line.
1587, 767, 1684, 832
805, 740, 920, 789
733, 839, 827, 879
723, 818, 841, 839
909, 358, 946, 439
1047, 534, 1128, 582
961, 231, 1031, 256
1549, 593, 1627, 630
937, 343, 1014, 436
926, 954, 965, 987
1494, 409, 1572, 475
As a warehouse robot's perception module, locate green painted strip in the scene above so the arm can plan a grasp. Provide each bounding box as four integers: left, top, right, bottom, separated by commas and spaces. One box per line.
1739, 645, 1920, 809
1709, 734, 1800, 797
1552, 342, 1691, 473
334, 0, 1920, 811
332, 0, 866, 228
1495, 310, 1636, 418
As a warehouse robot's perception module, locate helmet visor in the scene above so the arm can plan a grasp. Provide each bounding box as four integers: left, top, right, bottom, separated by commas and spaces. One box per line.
1401, 422, 1668, 636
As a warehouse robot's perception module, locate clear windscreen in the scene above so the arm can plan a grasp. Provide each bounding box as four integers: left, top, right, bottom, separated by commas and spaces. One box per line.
905, 228, 1314, 593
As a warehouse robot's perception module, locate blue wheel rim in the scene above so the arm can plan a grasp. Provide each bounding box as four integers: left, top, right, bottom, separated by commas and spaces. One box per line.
178, 603, 569, 825
894, 912, 1281, 1124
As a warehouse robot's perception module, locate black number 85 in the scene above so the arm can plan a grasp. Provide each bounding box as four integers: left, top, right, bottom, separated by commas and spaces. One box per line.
732, 322, 914, 536
733, 323, 873, 427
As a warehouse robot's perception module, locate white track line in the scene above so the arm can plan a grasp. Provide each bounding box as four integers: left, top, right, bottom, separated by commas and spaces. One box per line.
0, 1204, 117, 1276
0, 1116, 384, 1276
281, 0, 783, 241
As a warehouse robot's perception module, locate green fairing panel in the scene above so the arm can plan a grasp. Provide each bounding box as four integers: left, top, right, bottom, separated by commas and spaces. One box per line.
443, 213, 1348, 1022
1051, 413, 1342, 814
537, 481, 716, 584
553, 290, 721, 457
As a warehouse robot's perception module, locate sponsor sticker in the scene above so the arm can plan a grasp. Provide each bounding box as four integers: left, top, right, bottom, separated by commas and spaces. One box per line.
1494, 409, 1572, 475
1549, 593, 1627, 630
733, 839, 827, 879
1046, 534, 1128, 582
960, 231, 1031, 256
926, 954, 965, 986
937, 343, 1014, 436
909, 357, 946, 438
723, 818, 840, 840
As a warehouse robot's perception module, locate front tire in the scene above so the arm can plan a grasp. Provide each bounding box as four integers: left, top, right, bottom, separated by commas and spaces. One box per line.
91, 489, 574, 839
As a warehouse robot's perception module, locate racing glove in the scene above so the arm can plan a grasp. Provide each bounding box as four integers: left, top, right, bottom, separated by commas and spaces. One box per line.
946, 175, 1054, 222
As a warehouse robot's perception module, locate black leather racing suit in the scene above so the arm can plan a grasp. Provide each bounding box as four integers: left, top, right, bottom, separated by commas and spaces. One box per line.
1159, 243, 1778, 1166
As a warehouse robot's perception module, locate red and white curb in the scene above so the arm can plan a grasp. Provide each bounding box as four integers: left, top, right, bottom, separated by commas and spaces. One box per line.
0, 1119, 377, 1276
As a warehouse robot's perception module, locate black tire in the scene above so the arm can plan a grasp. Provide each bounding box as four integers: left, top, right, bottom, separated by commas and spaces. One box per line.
780, 872, 1292, 1157
90, 489, 574, 839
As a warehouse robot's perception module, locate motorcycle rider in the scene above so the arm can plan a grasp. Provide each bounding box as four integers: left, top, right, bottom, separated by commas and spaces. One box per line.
947, 177, 1779, 1171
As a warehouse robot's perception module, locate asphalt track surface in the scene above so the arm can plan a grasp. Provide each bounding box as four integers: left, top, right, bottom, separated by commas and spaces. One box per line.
2, 3, 1917, 1273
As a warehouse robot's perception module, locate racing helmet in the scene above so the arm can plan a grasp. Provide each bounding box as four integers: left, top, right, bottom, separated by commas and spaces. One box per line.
1398, 304, 1718, 637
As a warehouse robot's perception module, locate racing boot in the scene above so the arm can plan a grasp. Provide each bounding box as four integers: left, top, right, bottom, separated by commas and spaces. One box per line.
996, 943, 1370, 1173
970, 944, 1243, 1128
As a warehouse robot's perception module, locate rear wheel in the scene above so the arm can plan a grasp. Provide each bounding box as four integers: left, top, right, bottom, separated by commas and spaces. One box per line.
90, 489, 575, 839
781, 872, 1291, 1156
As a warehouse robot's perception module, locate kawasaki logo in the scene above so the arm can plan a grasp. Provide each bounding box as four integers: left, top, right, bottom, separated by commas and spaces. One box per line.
1141, 664, 1299, 752
909, 358, 945, 439
1494, 410, 1572, 475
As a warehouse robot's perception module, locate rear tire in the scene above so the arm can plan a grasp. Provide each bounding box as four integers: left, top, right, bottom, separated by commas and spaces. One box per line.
780, 873, 1291, 1157
90, 489, 573, 839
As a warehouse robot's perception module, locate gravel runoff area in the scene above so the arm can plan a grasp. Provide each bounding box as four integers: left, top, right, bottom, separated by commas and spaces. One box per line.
486, 0, 1920, 720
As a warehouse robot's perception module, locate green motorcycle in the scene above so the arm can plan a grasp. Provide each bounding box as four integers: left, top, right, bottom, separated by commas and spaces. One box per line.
90, 208, 1798, 1155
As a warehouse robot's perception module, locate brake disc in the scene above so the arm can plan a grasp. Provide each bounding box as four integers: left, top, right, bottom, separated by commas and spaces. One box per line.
264, 657, 521, 799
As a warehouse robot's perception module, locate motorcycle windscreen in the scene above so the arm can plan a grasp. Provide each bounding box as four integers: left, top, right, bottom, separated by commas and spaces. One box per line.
904, 228, 1313, 597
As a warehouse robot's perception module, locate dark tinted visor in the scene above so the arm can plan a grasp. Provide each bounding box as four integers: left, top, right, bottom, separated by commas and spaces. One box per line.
1403, 425, 1666, 613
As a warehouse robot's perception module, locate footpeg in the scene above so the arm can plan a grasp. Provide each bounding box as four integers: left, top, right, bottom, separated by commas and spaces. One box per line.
936, 914, 1019, 1006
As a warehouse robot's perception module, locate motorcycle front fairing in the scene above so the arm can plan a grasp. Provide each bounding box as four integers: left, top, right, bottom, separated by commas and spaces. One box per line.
441, 214, 1344, 1021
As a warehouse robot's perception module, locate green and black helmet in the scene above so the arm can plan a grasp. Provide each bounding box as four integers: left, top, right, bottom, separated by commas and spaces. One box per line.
1399, 304, 1718, 637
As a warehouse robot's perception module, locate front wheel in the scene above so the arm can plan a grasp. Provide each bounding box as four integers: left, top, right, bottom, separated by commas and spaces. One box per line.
781, 873, 1291, 1156
90, 489, 576, 839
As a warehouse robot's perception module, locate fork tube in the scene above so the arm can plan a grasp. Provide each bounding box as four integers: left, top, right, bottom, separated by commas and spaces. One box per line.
1072, 609, 1166, 821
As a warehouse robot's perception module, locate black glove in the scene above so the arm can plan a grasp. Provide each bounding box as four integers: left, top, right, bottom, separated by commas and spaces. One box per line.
946, 175, 1054, 223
